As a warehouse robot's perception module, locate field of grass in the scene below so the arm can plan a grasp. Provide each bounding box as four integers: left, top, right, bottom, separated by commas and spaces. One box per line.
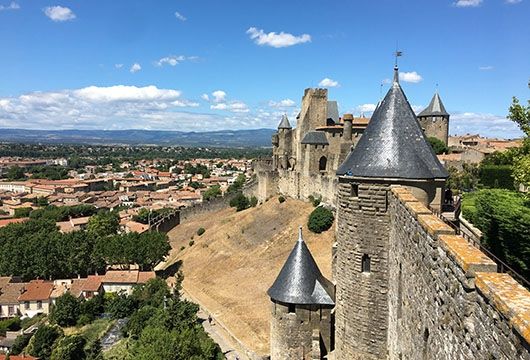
103, 338, 131, 360
63, 318, 115, 344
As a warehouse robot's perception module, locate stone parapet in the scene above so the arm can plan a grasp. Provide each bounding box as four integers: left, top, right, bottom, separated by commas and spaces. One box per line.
388, 185, 530, 358
476, 272, 530, 345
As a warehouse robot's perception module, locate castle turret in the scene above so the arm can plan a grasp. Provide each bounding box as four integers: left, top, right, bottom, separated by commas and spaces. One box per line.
333, 66, 448, 360
268, 227, 335, 360
417, 91, 450, 146
342, 113, 353, 142
275, 114, 293, 170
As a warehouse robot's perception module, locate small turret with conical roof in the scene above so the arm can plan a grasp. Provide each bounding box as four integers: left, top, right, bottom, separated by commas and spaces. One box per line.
417, 90, 450, 146
278, 114, 292, 130
268, 226, 334, 360
272, 114, 294, 170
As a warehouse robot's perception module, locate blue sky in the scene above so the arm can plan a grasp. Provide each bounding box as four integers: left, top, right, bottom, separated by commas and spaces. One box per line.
0, 0, 528, 138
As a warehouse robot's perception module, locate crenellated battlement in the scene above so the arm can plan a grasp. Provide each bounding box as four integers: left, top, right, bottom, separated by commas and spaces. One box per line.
387, 186, 530, 359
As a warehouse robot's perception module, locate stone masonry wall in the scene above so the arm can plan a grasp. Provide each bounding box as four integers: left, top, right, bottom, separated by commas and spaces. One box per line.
270, 301, 331, 360
418, 116, 449, 146
334, 179, 391, 360
387, 187, 530, 360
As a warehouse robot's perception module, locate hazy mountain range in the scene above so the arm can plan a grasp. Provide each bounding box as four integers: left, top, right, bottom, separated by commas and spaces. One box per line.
0, 128, 275, 147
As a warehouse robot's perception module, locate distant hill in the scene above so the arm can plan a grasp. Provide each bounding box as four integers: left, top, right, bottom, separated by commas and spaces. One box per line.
0, 128, 275, 147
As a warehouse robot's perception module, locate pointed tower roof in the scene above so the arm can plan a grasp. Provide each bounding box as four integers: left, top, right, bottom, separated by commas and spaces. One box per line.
278, 114, 292, 129
267, 227, 334, 306
418, 92, 449, 117
337, 66, 448, 179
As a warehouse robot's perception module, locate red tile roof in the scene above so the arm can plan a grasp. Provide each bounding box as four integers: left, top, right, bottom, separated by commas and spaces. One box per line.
0, 218, 28, 228
137, 271, 156, 284
0, 355, 39, 360
82, 275, 103, 292
18, 280, 53, 301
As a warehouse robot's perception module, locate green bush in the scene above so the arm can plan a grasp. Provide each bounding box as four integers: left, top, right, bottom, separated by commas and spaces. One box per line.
14, 207, 32, 218
50, 293, 80, 327
427, 137, 449, 155
250, 196, 258, 207
10, 333, 32, 355
189, 240, 195, 247
0, 317, 21, 335
463, 189, 530, 279
307, 207, 334, 233
278, 196, 285, 203
229, 193, 250, 211
197, 227, 205, 236
479, 165, 514, 189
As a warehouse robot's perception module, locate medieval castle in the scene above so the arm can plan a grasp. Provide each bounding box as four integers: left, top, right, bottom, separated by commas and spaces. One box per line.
259, 66, 530, 359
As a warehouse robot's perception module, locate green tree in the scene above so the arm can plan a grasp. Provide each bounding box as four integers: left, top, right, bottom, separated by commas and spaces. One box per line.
6, 166, 26, 180
50, 293, 80, 327
50, 335, 86, 360
308, 207, 334, 233
132, 278, 170, 308
87, 211, 119, 237
28, 325, 64, 360
513, 154, 530, 189
85, 339, 103, 360
427, 137, 449, 155
130, 326, 179, 360
508, 95, 530, 136
202, 185, 222, 201
105, 293, 139, 319
10, 333, 32, 355
229, 193, 250, 211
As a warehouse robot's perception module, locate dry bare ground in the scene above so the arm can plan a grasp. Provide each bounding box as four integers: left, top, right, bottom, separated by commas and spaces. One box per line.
159, 197, 334, 356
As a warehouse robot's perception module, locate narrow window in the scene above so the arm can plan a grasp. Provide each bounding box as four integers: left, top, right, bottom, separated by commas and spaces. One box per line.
24, 301, 29, 310
37, 301, 42, 309
351, 184, 359, 197
319, 156, 327, 171
362, 254, 371, 273
423, 328, 430, 360
288, 304, 296, 314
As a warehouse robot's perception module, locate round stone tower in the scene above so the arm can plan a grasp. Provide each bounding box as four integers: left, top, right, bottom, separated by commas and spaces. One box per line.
268, 227, 335, 360
333, 66, 448, 359
417, 91, 450, 146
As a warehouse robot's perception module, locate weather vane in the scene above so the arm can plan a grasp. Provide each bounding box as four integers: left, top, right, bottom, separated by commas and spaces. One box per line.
394, 49, 403, 67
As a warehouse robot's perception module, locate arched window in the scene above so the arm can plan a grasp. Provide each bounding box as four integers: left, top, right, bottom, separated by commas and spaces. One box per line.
362, 254, 371, 273
319, 156, 327, 171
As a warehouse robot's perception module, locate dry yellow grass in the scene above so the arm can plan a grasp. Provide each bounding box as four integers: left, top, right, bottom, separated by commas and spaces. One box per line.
161, 197, 334, 356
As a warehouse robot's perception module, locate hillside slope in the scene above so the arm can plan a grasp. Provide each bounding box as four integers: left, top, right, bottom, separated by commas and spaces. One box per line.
161, 198, 334, 356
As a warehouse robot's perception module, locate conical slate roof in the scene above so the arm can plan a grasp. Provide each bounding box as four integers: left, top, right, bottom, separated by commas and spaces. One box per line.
337, 67, 448, 179
267, 227, 334, 306
418, 92, 449, 117
278, 114, 292, 129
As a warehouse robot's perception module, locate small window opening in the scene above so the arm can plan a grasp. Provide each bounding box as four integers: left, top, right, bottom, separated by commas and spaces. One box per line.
398, 263, 403, 319
288, 304, 296, 313
319, 156, 327, 171
351, 184, 359, 197
362, 254, 371, 273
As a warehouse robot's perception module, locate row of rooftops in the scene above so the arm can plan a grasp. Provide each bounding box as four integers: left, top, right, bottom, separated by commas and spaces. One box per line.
0, 270, 155, 303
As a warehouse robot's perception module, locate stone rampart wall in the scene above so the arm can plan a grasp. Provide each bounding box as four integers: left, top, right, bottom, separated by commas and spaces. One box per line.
387, 186, 530, 360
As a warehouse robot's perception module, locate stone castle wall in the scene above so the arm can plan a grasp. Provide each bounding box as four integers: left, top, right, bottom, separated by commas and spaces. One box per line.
418, 116, 449, 145
386, 187, 530, 360
334, 180, 391, 360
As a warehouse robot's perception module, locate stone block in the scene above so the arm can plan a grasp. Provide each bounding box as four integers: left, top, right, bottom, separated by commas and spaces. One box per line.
417, 214, 455, 237
438, 235, 497, 277
475, 272, 530, 345
404, 201, 431, 218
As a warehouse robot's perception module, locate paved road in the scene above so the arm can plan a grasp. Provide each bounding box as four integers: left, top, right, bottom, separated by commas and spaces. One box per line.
100, 318, 128, 350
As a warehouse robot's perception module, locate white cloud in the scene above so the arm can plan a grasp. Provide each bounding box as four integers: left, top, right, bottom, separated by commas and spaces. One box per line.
399, 71, 423, 83
454, 0, 482, 7
356, 104, 377, 113
201, 94, 209, 101
114, 64, 124, 69
0, 85, 206, 131
212, 90, 226, 103
479, 65, 494, 71
174, 11, 186, 21
156, 55, 185, 67
505, 0, 522, 3
73, 85, 182, 102
246, 27, 311, 48
43, 6, 76, 22
450, 112, 524, 138
382, 78, 392, 85
210, 101, 249, 113
0, 2, 19, 11
130, 63, 142, 73
318, 78, 340, 87
269, 99, 296, 108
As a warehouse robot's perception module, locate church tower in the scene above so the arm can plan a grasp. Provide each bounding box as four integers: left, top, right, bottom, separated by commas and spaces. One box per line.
333, 66, 448, 359
417, 92, 450, 146
268, 227, 335, 360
